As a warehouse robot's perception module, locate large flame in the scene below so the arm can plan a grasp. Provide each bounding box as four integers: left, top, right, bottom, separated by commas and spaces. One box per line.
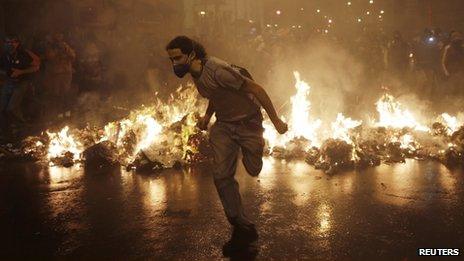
133, 114, 163, 153
264, 71, 321, 150
439, 113, 462, 135
47, 126, 83, 161
289, 71, 322, 144
331, 113, 362, 144
375, 94, 429, 131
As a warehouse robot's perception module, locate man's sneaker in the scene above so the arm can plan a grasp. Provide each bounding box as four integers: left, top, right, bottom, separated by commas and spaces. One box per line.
223, 226, 259, 259
222, 240, 258, 259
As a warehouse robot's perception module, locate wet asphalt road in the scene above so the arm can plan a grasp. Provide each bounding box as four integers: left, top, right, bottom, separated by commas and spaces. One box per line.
0, 158, 463, 260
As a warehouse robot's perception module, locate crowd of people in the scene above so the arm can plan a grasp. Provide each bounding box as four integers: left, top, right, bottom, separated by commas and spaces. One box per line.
0, 25, 463, 142
0, 31, 101, 140
0, 28, 165, 141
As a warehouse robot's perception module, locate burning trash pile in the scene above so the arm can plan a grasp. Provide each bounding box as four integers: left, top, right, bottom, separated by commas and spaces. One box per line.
14, 84, 212, 171
5, 71, 464, 174
263, 72, 464, 173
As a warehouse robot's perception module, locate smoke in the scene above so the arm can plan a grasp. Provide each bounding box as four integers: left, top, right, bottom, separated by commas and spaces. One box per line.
263, 38, 365, 126
4, 0, 464, 132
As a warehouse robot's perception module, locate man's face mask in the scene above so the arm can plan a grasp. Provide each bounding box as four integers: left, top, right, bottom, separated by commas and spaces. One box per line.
172, 52, 194, 78
168, 46, 196, 78
173, 62, 190, 78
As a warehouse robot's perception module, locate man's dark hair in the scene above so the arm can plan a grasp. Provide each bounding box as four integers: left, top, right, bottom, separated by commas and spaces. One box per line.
166, 36, 207, 59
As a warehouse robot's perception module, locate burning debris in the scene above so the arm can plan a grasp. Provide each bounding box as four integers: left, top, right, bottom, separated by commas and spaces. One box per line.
14, 84, 209, 169
439, 126, 464, 168
46, 126, 83, 166
261, 72, 464, 173
50, 151, 75, 168
270, 137, 312, 159
304, 147, 320, 165
315, 139, 354, 174
355, 140, 381, 168
83, 141, 120, 169
127, 151, 165, 172
21, 136, 48, 160
7, 73, 464, 173
183, 131, 212, 164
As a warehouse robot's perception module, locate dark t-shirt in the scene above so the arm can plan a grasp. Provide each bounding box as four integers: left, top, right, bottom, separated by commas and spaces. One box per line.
0, 48, 34, 81
193, 56, 260, 122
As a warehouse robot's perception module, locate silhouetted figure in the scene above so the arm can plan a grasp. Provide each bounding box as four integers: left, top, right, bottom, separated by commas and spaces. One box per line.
0, 34, 40, 137
415, 28, 442, 98
442, 32, 464, 77
442, 31, 464, 96
42, 32, 76, 120
387, 31, 410, 78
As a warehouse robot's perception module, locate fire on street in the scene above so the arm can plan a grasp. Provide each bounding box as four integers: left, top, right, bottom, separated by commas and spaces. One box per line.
1, 0, 464, 259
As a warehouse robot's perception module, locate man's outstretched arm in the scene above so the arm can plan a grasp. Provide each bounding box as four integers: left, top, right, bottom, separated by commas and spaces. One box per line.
241, 78, 288, 134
